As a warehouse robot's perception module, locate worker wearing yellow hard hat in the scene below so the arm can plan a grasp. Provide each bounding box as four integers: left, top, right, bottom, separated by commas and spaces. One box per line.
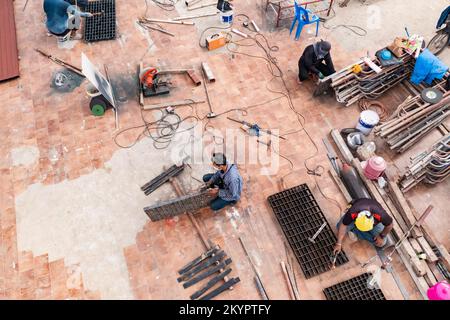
333, 198, 395, 256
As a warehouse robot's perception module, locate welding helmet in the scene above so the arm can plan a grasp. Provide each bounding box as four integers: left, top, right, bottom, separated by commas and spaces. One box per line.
355, 210, 374, 232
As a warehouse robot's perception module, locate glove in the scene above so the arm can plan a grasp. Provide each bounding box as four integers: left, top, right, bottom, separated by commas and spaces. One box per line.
318, 72, 325, 79
87, 13, 94, 18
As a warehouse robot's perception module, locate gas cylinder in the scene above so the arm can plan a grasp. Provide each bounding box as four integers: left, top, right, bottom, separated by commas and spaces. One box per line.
341, 163, 371, 200
364, 156, 387, 180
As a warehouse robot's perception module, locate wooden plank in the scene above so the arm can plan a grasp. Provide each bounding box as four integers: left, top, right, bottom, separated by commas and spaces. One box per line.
436, 245, 450, 271
173, 12, 219, 21
377, 185, 411, 235
143, 99, 205, 110
331, 129, 354, 164
396, 245, 429, 300
328, 170, 352, 203
428, 263, 445, 282
402, 241, 427, 277
416, 237, 439, 263
141, 18, 195, 25
424, 268, 438, 287
385, 173, 423, 237
409, 238, 424, 255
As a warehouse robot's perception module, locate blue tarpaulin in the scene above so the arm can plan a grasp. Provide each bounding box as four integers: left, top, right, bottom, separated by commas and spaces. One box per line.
410, 49, 449, 85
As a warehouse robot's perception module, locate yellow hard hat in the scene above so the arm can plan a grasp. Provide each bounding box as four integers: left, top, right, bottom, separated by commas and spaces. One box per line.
355, 211, 374, 232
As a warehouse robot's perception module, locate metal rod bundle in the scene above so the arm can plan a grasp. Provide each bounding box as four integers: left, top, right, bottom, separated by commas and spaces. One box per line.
374, 86, 450, 153
399, 134, 450, 192
322, 54, 414, 106
140, 164, 185, 196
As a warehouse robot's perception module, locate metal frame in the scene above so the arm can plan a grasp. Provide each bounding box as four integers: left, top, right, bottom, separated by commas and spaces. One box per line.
268, 184, 349, 279
265, 0, 334, 28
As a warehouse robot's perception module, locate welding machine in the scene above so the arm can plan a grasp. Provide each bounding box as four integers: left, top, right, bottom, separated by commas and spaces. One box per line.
206, 33, 226, 51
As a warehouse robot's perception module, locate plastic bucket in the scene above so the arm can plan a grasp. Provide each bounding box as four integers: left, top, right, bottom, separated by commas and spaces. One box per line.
356, 110, 380, 135
220, 10, 233, 25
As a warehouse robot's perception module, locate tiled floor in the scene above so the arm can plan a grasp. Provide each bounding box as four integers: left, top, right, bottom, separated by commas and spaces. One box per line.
0, 0, 448, 299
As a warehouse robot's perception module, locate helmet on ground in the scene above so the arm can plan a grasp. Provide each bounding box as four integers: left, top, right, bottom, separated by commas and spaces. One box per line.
355, 210, 374, 232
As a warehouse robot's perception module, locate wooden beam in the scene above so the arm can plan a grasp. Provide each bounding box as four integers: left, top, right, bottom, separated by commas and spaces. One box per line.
141, 18, 195, 25
416, 237, 439, 263
436, 245, 450, 272
385, 173, 423, 237
331, 129, 354, 164
173, 12, 219, 21
396, 245, 429, 300
143, 99, 205, 110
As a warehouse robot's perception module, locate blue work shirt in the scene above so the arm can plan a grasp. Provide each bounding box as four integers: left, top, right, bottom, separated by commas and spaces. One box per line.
44, 0, 89, 35
210, 164, 243, 202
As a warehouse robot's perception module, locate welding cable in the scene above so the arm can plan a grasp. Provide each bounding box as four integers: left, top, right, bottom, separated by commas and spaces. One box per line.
113, 108, 199, 149
319, 7, 368, 37
224, 30, 343, 215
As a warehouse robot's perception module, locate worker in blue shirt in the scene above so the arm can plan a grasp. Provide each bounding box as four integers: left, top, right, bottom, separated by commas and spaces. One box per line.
203, 153, 243, 211
43, 0, 92, 39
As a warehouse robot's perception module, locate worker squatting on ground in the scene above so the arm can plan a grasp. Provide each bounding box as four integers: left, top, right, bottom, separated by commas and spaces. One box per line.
43, 0, 92, 41
298, 40, 336, 83
333, 198, 394, 255
203, 153, 243, 211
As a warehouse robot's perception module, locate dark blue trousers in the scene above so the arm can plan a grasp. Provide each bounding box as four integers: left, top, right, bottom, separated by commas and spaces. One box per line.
203, 174, 236, 211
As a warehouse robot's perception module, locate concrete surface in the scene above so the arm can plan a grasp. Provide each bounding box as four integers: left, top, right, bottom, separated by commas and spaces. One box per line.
15, 126, 202, 299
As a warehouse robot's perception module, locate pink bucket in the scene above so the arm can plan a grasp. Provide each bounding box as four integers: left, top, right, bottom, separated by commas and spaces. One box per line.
427, 281, 450, 300
364, 156, 387, 180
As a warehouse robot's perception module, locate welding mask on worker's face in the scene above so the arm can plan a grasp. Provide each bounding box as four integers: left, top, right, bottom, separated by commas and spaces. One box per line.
355, 211, 374, 232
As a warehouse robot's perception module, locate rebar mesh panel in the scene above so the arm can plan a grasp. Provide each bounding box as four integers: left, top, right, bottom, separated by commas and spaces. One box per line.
268, 184, 349, 278
324, 273, 386, 300
84, 0, 116, 42
144, 190, 212, 222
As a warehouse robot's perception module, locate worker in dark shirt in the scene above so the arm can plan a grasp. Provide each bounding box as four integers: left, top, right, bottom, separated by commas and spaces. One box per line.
333, 198, 394, 255
298, 40, 336, 83
43, 0, 92, 39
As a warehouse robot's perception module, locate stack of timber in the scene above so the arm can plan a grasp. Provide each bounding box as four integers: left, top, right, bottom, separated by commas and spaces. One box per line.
375, 78, 450, 153
328, 128, 450, 299
399, 133, 450, 192
323, 54, 414, 107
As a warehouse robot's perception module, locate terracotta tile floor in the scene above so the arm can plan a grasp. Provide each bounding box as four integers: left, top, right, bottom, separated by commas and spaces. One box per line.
0, 0, 448, 299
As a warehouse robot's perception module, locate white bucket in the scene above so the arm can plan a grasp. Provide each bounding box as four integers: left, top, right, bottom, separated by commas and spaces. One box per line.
220, 10, 233, 25
356, 110, 380, 135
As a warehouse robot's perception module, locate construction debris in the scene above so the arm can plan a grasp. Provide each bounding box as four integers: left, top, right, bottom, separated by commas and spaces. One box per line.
399, 133, 450, 191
